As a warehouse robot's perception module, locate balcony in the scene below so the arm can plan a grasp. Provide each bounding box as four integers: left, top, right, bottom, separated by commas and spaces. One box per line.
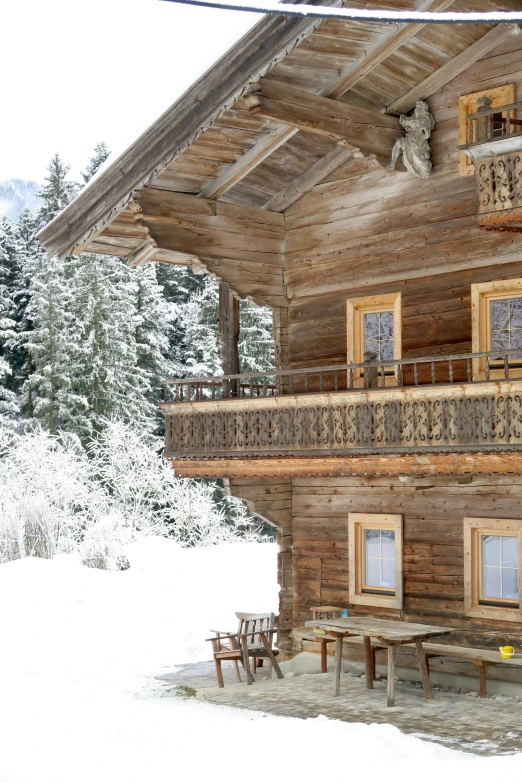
161, 351, 522, 461
458, 99, 522, 231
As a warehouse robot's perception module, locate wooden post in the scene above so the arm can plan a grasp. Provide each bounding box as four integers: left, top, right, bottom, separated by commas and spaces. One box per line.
387, 645, 395, 707
219, 282, 240, 397
320, 639, 327, 674
333, 636, 343, 697
415, 640, 434, 700
363, 636, 374, 689
475, 660, 488, 698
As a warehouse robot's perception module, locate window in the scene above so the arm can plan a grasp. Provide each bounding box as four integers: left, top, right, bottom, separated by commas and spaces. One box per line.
458, 84, 515, 176
346, 293, 401, 385
471, 278, 522, 379
464, 517, 522, 622
348, 513, 403, 609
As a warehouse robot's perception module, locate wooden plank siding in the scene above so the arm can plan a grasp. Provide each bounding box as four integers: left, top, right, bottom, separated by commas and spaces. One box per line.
283, 37, 522, 301
291, 476, 522, 680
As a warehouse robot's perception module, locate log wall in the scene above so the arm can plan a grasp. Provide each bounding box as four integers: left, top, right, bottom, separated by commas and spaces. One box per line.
291, 475, 522, 679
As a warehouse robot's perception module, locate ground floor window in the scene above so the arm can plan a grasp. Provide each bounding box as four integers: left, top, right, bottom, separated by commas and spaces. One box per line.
348, 513, 403, 609
464, 517, 522, 622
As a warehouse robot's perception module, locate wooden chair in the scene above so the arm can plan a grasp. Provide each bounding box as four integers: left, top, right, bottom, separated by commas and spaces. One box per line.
308, 606, 344, 673
207, 612, 284, 687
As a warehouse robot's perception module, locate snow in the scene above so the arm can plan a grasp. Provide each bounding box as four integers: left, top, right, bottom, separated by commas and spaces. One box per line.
0, 538, 520, 782
164, 0, 522, 24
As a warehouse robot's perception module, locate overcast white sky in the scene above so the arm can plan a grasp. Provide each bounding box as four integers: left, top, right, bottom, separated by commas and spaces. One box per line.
1, 0, 261, 183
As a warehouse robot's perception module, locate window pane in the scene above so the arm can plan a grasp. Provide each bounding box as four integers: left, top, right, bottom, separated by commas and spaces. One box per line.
482, 535, 500, 567
380, 311, 394, 340
381, 530, 395, 558
483, 565, 501, 598
365, 557, 381, 587
501, 536, 518, 569
381, 559, 396, 589
511, 298, 522, 328
491, 330, 510, 353
364, 313, 380, 342
490, 299, 509, 330
380, 340, 394, 362
364, 529, 380, 559
502, 568, 519, 601
364, 340, 380, 359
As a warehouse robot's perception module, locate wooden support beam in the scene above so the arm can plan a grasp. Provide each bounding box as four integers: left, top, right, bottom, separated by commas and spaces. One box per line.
322, 0, 456, 100
262, 144, 358, 212
388, 24, 522, 116
170, 452, 522, 478
198, 0, 454, 200
219, 282, 240, 394
248, 80, 401, 164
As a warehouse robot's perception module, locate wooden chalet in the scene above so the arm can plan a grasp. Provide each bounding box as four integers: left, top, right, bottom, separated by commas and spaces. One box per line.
39, 0, 522, 687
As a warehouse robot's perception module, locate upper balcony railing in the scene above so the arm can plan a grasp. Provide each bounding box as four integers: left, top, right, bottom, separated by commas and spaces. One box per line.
161, 351, 522, 460
163, 349, 522, 404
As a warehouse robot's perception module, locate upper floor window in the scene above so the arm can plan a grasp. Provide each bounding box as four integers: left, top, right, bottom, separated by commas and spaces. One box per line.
471, 278, 522, 379
458, 84, 515, 176
464, 517, 522, 622
346, 293, 401, 385
349, 513, 403, 610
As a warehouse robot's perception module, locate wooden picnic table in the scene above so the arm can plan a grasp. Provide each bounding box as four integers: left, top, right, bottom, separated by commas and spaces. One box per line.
305, 617, 452, 707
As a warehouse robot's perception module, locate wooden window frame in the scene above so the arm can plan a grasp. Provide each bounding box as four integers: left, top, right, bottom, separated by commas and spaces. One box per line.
346, 293, 401, 386
458, 84, 515, 176
471, 278, 522, 380
464, 517, 522, 623
348, 513, 403, 610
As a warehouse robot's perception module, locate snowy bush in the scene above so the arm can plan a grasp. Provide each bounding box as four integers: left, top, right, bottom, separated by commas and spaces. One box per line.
0, 420, 264, 567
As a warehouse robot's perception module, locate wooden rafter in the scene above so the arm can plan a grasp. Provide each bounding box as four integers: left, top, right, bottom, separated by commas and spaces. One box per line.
322, 0, 456, 100
247, 80, 401, 163
388, 24, 521, 116
262, 144, 358, 212
198, 0, 454, 201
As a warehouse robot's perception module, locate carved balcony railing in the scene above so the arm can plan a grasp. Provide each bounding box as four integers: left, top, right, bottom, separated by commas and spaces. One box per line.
459, 100, 522, 231
161, 351, 522, 460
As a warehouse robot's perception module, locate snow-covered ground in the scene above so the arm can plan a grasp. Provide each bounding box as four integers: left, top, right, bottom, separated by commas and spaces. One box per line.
0, 538, 520, 782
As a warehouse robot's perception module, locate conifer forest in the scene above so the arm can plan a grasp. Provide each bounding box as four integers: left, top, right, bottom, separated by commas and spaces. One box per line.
0, 145, 275, 563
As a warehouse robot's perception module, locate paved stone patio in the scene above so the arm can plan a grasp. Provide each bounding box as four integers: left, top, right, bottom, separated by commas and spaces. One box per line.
160, 661, 522, 756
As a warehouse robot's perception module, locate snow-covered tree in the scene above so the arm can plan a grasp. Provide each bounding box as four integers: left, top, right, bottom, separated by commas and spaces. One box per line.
239, 298, 275, 374
37, 154, 78, 226
6, 209, 44, 413
134, 263, 174, 406
0, 220, 19, 421
81, 141, 110, 184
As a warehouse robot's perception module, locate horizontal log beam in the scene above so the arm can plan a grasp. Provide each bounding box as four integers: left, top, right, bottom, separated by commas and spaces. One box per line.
171, 453, 522, 478
248, 81, 401, 164
388, 24, 521, 116
262, 144, 358, 212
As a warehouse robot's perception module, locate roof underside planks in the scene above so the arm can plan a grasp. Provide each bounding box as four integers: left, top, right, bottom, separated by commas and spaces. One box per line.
36, 0, 522, 307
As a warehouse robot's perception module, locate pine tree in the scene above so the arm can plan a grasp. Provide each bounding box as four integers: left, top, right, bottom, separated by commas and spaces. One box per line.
81, 142, 110, 184
60, 254, 156, 440
177, 276, 222, 377
7, 209, 44, 412
0, 220, 18, 420
239, 299, 275, 373
134, 263, 173, 405
26, 254, 74, 433
37, 154, 78, 226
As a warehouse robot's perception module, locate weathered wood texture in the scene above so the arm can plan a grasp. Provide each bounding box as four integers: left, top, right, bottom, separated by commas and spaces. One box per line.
284, 36, 522, 299
291, 475, 522, 667
286, 261, 522, 370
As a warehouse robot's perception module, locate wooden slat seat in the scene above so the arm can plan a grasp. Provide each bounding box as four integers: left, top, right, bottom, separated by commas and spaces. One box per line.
417, 642, 522, 698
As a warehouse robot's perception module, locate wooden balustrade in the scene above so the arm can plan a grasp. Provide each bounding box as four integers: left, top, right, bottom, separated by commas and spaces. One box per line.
161, 351, 522, 460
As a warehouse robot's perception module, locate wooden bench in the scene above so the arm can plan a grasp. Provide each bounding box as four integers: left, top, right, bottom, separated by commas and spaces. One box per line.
420, 643, 522, 698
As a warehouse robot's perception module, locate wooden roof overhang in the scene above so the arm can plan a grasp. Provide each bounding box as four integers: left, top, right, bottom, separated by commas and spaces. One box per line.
37, 0, 522, 308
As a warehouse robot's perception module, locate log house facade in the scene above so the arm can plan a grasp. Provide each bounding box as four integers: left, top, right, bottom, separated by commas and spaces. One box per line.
39, 1, 522, 684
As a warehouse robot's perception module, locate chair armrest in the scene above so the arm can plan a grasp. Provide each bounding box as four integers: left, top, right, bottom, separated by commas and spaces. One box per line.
206, 633, 239, 643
